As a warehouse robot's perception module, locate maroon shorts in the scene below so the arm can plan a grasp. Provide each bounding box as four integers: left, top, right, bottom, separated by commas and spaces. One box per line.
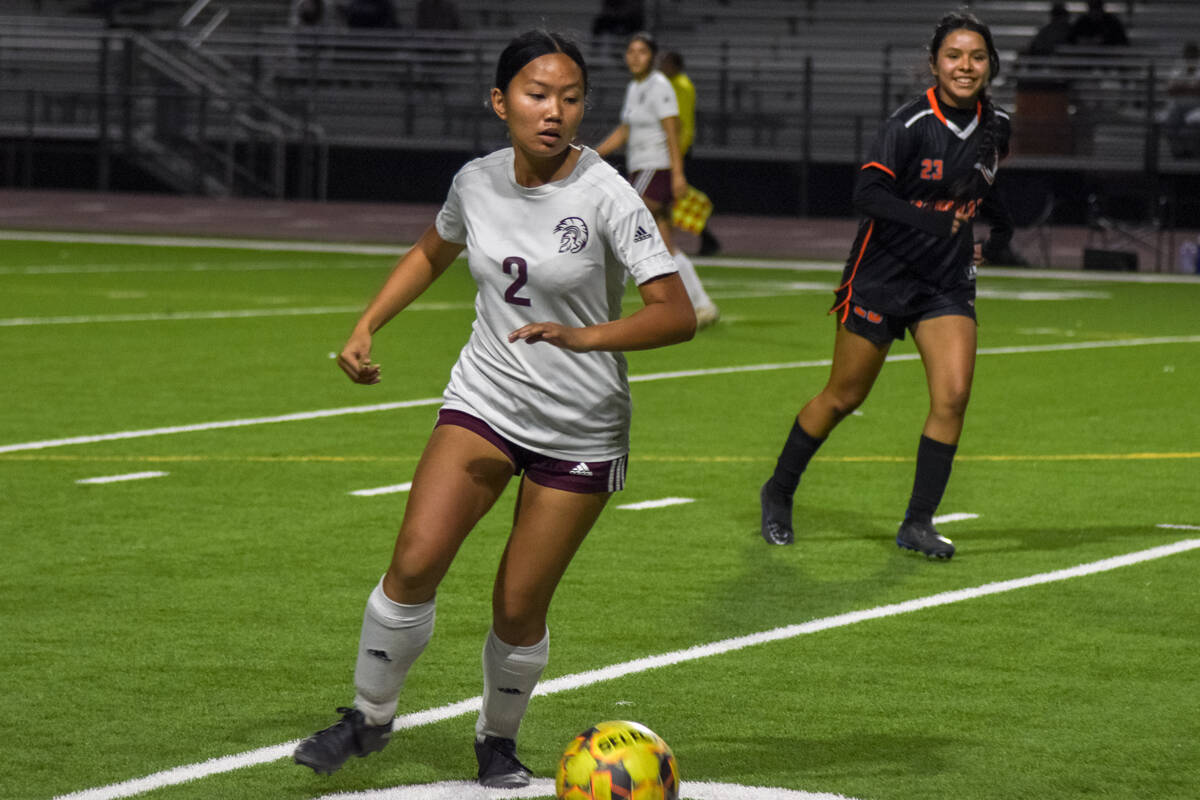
629, 168, 674, 205
436, 409, 626, 494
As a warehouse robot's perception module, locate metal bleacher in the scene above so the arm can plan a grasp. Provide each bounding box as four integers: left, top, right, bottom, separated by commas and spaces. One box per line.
3, 0, 1200, 202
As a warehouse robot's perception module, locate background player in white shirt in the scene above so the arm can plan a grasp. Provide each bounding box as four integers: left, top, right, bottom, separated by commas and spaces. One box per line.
597, 31, 720, 327
293, 29, 695, 788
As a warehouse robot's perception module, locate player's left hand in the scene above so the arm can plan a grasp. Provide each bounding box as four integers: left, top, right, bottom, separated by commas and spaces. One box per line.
508, 322, 592, 352
672, 173, 688, 204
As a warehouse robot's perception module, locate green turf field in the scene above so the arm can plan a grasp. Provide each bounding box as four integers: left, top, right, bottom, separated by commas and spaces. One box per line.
2, 234, 1198, 800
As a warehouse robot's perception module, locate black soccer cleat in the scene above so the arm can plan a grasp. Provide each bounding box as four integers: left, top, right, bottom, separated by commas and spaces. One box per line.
293, 707, 392, 775
759, 481, 795, 545
896, 519, 955, 559
475, 734, 532, 788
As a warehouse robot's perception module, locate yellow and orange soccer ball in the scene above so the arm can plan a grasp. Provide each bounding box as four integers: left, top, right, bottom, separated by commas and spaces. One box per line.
555, 720, 679, 800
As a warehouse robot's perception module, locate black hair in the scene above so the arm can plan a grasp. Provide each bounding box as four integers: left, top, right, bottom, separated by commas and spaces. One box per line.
628, 30, 659, 56
660, 50, 683, 71
929, 10, 1000, 80
494, 29, 588, 95
929, 11, 1003, 200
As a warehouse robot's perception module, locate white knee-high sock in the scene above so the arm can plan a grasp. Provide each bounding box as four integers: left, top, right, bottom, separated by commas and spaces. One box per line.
673, 251, 713, 308
353, 578, 436, 726
475, 627, 549, 741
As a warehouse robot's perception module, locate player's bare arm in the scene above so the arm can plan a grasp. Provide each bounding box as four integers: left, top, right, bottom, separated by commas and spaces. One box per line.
595, 123, 629, 157
661, 115, 688, 199
337, 226, 464, 384
508, 272, 695, 352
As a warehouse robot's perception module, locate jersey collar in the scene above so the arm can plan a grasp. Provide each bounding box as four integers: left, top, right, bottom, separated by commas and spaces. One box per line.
925, 87, 980, 140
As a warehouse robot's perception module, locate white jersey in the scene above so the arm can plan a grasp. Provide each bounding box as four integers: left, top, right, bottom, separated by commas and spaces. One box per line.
619, 71, 679, 173
434, 146, 676, 461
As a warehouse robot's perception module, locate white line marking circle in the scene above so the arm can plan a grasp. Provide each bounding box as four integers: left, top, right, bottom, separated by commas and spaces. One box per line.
311, 778, 863, 799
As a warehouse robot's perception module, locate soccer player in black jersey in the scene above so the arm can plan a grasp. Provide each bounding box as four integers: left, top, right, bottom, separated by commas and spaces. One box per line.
759, 11, 1011, 559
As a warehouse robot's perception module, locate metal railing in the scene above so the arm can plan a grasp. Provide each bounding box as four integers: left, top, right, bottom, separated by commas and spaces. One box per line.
5, 16, 1200, 200
0, 16, 328, 198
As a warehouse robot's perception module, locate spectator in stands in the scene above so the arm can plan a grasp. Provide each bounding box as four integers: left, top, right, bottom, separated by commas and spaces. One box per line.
1025, 2, 1072, 56
1164, 41, 1200, 158
416, 0, 461, 30
339, 0, 397, 29
290, 0, 328, 27
1068, 0, 1128, 47
597, 32, 720, 328
659, 50, 722, 257
592, 0, 645, 38
87, 0, 123, 27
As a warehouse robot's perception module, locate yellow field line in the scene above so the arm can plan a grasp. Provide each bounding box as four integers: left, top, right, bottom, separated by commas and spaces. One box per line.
0, 454, 417, 463
2, 452, 1197, 464
641, 452, 1200, 463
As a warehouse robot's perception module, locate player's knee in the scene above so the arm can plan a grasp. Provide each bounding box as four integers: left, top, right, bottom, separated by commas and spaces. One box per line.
932, 385, 972, 421
491, 601, 547, 644
384, 552, 444, 599
823, 387, 868, 421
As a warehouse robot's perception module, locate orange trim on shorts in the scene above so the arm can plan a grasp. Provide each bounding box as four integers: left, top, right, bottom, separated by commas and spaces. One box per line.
831, 220, 874, 323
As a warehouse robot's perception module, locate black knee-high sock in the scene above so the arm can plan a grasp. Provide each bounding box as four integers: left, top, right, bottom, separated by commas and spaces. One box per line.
767, 419, 825, 498
905, 435, 958, 524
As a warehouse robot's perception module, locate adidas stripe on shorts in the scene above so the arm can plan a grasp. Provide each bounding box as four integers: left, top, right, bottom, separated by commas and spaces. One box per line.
436, 409, 627, 494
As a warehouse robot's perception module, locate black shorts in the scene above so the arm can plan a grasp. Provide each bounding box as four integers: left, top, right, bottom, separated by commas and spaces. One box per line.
835, 287, 977, 346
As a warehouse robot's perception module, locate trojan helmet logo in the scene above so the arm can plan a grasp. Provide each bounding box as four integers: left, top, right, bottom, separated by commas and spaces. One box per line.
554, 217, 589, 254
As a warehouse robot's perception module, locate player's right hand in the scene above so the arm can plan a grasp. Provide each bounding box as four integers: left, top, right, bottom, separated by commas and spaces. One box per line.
950, 208, 972, 235
337, 332, 381, 384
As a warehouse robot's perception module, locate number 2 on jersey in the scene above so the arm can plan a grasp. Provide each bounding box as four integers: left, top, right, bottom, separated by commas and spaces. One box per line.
501, 256, 532, 306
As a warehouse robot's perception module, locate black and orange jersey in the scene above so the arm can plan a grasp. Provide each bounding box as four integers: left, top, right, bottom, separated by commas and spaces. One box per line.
833, 87, 1011, 320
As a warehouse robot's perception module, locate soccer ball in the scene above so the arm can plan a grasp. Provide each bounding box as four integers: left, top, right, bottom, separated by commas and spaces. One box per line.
555, 720, 679, 800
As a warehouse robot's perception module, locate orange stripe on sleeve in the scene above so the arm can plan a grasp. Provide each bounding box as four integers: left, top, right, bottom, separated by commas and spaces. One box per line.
860, 161, 895, 179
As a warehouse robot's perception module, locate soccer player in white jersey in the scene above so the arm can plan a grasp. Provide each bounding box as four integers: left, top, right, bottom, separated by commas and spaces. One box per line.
292, 30, 695, 788
597, 30, 720, 327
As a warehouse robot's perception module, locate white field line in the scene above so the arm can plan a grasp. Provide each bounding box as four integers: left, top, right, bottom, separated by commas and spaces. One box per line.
1157, 523, 1200, 531
350, 482, 413, 497
5, 229, 1200, 284
52, 537, 1200, 800
75, 471, 168, 484
3, 335, 1198, 456
0, 302, 472, 327
0, 399, 442, 455
696, 256, 1200, 284
0, 229, 406, 256
617, 497, 696, 510
303, 778, 861, 800
0, 260, 389, 275
933, 512, 979, 524
628, 335, 1200, 383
